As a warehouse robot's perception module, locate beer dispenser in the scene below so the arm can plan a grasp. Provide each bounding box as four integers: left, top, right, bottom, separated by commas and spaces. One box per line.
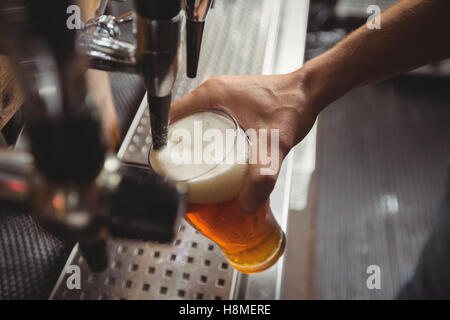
0, 0, 213, 271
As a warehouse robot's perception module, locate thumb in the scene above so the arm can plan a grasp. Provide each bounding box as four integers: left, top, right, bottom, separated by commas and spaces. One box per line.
238, 164, 278, 214
238, 129, 284, 214
170, 85, 214, 122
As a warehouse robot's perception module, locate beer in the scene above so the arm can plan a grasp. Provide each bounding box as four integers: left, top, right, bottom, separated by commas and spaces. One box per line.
150, 111, 285, 273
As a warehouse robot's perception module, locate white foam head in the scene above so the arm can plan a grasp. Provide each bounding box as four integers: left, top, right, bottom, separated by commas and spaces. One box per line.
150, 111, 249, 204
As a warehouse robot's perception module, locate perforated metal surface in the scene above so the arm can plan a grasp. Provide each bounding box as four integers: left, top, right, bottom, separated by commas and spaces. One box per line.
52, 220, 235, 300
51, 0, 282, 300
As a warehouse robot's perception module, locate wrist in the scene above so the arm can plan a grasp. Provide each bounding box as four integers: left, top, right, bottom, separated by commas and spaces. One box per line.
290, 54, 355, 116
290, 60, 329, 116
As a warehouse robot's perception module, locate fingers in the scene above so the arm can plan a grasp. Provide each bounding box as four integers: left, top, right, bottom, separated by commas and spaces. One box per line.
238, 128, 285, 214
170, 84, 214, 122
238, 164, 279, 214
170, 75, 286, 214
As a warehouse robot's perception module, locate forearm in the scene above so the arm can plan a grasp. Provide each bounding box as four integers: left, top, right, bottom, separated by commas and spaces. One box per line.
295, 0, 450, 113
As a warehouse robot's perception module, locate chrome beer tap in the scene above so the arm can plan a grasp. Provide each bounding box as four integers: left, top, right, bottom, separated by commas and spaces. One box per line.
0, 0, 215, 272
78, 0, 214, 148
0, 0, 190, 272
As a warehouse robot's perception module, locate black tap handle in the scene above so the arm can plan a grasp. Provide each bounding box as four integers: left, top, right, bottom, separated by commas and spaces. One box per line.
79, 239, 108, 273
109, 164, 186, 243
133, 0, 182, 19
27, 107, 107, 184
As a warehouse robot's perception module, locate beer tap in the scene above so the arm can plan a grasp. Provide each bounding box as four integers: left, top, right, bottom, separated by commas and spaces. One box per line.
78, 0, 213, 149
0, 0, 215, 272
0, 0, 188, 272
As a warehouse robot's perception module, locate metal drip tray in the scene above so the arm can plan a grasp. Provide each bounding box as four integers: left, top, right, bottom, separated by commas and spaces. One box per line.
51, 220, 236, 300
51, 0, 309, 300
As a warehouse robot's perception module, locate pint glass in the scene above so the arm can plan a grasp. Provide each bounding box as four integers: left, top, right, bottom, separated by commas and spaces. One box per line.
150, 110, 285, 273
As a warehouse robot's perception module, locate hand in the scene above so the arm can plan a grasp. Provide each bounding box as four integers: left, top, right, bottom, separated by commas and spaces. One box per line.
171, 72, 318, 213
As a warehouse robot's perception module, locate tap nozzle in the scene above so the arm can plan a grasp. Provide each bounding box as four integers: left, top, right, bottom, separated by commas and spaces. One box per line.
184, 0, 213, 78
148, 94, 171, 150
186, 20, 205, 78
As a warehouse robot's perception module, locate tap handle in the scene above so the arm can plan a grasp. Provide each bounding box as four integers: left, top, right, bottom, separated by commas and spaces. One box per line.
133, 0, 182, 20
79, 239, 108, 273
109, 164, 187, 243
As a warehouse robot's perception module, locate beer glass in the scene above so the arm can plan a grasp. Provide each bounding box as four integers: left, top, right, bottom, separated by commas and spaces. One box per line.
149, 110, 285, 273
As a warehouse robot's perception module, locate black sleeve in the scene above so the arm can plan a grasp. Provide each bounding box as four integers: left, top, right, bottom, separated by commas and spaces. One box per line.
397, 165, 450, 299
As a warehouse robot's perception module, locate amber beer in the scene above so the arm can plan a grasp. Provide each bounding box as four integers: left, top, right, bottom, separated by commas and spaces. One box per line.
150, 111, 285, 273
